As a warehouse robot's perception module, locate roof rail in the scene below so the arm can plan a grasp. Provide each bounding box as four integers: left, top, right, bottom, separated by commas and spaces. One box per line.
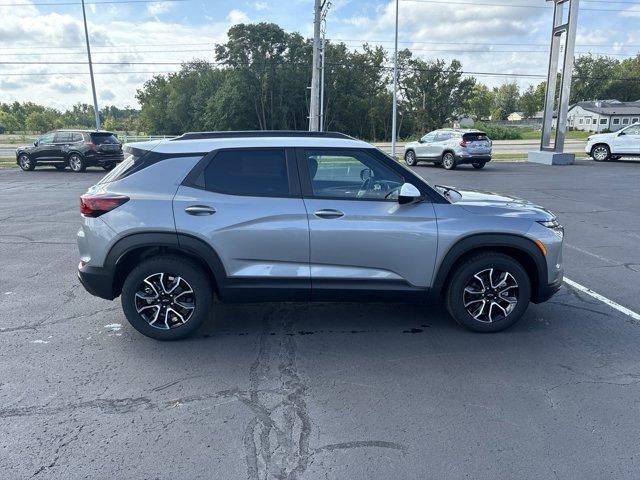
171, 130, 356, 141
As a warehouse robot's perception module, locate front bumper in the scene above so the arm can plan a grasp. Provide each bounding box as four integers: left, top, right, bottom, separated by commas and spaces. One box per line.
78, 263, 117, 300
533, 278, 563, 303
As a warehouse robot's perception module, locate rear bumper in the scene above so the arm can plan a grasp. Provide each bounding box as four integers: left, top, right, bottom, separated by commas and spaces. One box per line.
455, 154, 492, 164
83, 153, 124, 166
533, 278, 563, 304
78, 263, 116, 300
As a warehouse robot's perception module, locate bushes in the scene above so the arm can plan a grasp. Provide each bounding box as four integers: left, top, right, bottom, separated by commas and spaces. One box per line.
474, 122, 523, 140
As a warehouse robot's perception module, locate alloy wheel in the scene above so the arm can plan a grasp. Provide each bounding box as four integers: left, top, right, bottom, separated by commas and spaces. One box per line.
69, 155, 82, 171
19, 155, 31, 170
405, 151, 416, 166
463, 268, 518, 323
134, 272, 195, 330
592, 146, 609, 161
443, 153, 455, 169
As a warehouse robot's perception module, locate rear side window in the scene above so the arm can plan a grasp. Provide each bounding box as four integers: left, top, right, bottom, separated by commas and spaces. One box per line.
72, 133, 83, 142
203, 149, 289, 197
54, 132, 72, 143
90, 133, 119, 145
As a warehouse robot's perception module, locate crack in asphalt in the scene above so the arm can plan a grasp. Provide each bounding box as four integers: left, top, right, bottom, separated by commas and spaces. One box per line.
30, 425, 84, 478
240, 304, 406, 480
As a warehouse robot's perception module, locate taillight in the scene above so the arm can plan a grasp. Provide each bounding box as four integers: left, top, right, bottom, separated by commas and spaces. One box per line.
459, 139, 468, 148
80, 193, 129, 217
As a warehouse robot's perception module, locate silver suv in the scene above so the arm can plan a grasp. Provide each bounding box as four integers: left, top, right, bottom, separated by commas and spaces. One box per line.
404, 129, 492, 170
77, 131, 563, 340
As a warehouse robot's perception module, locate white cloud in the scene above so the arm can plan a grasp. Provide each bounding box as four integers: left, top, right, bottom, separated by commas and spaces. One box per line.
228, 9, 250, 24
147, 1, 174, 16
250, 1, 268, 11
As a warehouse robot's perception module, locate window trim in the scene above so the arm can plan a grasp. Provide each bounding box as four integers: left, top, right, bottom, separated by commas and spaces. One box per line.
181, 147, 301, 199
295, 147, 441, 204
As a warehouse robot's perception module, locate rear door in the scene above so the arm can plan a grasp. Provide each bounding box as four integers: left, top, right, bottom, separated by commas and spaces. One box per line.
432, 132, 452, 158
612, 125, 640, 154
463, 132, 492, 156
90, 132, 122, 156
173, 147, 310, 300
52, 132, 71, 161
297, 148, 438, 297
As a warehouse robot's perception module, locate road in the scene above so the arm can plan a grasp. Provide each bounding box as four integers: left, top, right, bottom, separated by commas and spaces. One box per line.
1, 161, 639, 479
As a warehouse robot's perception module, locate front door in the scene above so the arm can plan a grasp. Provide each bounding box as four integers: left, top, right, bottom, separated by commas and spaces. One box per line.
613, 124, 640, 154
173, 148, 310, 300
32, 132, 56, 160
297, 148, 439, 298
415, 132, 436, 159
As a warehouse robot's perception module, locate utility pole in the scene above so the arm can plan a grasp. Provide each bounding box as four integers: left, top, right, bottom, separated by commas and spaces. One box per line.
309, 0, 322, 131
81, 0, 101, 131
391, 0, 399, 158
320, 32, 326, 132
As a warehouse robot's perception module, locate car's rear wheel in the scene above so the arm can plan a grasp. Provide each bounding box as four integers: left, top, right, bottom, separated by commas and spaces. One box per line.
442, 152, 457, 170
102, 162, 116, 171
404, 150, 418, 166
54, 164, 66, 171
121, 255, 213, 340
18, 154, 35, 171
591, 145, 610, 162
472, 162, 486, 169
445, 252, 531, 333
68, 154, 86, 172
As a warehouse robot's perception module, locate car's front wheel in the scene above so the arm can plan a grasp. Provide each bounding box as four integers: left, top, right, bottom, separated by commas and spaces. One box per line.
442, 152, 457, 170
121, 255, 213, 340
18, 154, 35, 171
445, 252, 531, 333
591, 144, 610, 162
68, 154, 86, 172
404, 150, 418, 166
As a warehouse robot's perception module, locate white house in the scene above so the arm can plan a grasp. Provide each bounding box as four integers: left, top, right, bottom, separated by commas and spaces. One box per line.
507, 111, 544, 122
567, 100, 640, 133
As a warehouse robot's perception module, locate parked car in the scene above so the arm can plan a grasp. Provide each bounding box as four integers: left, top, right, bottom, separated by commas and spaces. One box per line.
77, 131, 563, 340
16, 130, 124, 172
404, 129, 492, 170
586, 123, 640, 161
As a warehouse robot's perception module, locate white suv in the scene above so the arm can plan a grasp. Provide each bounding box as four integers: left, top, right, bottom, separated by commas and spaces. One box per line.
586, 123, 640, 161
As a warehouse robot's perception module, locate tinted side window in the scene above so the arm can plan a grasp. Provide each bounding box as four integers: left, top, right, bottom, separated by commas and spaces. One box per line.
72, 133, 84, 142
434, 132, 451, 142
203, 149, 289, 197
39, 133, 55, 144
421, 133, 436, 142
54, 132, 71, 143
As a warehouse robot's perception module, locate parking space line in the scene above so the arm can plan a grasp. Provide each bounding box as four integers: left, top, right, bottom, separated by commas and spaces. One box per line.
564, 277, 640, 322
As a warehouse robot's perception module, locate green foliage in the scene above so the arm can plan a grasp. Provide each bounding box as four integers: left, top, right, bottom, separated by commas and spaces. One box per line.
0, 111, 20, 133
474, 122, 523, 140
464, 84, 494, 120
492, 82, 520, 120
519, 85, 542, 119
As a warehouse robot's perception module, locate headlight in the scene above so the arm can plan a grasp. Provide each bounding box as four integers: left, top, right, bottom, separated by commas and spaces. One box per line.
538, 219, 564, 237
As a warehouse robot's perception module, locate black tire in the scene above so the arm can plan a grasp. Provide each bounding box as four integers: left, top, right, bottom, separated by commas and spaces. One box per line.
445, 252, 531, 333
121, 255, 213, 340
102, 162, 116, 171
591, 144, 610, 162
54, 164, 66, 171
442, 152, 457, 170
472, 162, 486, 170
68, 153, 86, 172
404, 150, 418, 166
18, 154, 35, 171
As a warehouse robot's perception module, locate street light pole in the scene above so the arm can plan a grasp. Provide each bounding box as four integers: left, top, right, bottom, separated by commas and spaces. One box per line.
391, 0, 399, 158
309, 0, 322, 131
81, 0, 101, 131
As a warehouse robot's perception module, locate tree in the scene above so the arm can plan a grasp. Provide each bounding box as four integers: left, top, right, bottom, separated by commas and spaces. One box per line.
519, 85, 540, 118
464, 84, 494, 120
0, 111, 20, 133
492, 82, 520, 120
571, 55, 619, 103
25, 110, 61, 133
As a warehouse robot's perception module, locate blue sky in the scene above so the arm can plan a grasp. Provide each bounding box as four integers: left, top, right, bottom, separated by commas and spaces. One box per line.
1, 0, 639, 109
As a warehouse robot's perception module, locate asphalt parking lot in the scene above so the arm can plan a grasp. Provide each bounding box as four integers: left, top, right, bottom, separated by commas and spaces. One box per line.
1, 160, 639, 479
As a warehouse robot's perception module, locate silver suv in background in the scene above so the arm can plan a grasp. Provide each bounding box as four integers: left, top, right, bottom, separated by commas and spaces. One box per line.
404, 129, 492, 170
77, 131, 563, 340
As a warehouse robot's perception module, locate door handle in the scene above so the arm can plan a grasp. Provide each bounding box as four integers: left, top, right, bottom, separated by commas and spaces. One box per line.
314, 209, 344, 219
185, 205, 216, 216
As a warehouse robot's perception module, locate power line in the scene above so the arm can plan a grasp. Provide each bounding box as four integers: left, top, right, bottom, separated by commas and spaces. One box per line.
400, 0, 639, 12
330, 38, 640, 48
0, 0, 188, 6
0, 49, 214, 56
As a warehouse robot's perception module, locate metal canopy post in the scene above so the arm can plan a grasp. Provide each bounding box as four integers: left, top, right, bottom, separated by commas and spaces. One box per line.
530, 0, 580, 165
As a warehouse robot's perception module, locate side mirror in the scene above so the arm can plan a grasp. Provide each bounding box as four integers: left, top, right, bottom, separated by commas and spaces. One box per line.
418, 139, 425, 144
33, 141, 38, 146
618, 131, 626, 136
398, 183, 421, 205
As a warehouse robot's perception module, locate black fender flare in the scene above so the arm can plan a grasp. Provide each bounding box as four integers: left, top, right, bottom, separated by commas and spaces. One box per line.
104, 232, 227, 297
430, 233, 548, 301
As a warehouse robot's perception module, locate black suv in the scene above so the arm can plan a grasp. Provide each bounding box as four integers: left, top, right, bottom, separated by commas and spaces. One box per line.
16, 130, 124, 172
